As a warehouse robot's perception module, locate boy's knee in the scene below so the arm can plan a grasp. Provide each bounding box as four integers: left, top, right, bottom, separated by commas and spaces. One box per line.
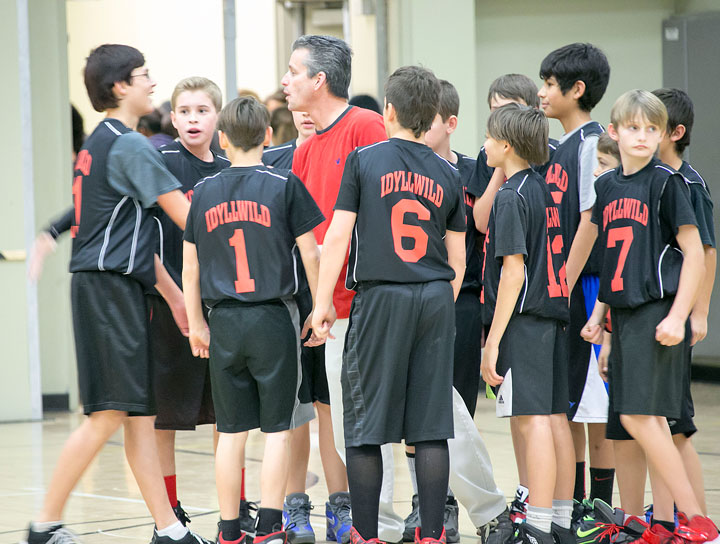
88, 410, 126, 434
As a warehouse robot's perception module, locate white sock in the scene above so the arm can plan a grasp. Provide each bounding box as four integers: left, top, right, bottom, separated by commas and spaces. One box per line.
406, 453, 418, 495
157, 520, 189, 540
526, 505, 553, 534
624, 513, 633, 524
32, 521, 62, 532
552, 499, 573, 530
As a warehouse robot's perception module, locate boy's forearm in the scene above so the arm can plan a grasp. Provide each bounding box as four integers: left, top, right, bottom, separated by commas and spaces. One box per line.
589, 299, 609, 325
154, 255, 183, 307
297, 233, 321, 305
485, 254, 525, 347
566, 211, 597, 292
445, 230, 466, 301
473, 168, 505, 233
181, 244, 205, 330
692, 247, 716, 317
669, 228, 705, 320
316, 214, 355, 309
157, 189, 190, 230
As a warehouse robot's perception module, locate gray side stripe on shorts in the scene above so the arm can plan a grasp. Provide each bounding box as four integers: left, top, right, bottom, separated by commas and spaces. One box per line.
281, 297, 304, 429
344, 313, 368, 441
495, 368, 513, 418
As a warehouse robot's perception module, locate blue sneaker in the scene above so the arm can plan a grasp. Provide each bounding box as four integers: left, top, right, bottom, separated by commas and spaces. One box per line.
326, 492, 352, 543
283, 493, 315, 544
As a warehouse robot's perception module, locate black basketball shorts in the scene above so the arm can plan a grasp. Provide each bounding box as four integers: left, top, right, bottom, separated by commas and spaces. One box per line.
71, 271, 155, 416
607, 297, 687, 419
342, 280, 455, 447
294, 287, 330, 405
209, 298, 302, 433
148, 295, 215, 430
453, 290, 483, 417
493, 313, 568, 417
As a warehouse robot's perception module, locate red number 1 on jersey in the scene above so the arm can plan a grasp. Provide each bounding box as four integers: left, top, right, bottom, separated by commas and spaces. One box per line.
229, 229, 256, 293
607, 226, 633, 292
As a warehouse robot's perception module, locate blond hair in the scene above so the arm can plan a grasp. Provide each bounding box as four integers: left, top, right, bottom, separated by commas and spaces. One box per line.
610, 89, 667, 130
171, 76, 222, 112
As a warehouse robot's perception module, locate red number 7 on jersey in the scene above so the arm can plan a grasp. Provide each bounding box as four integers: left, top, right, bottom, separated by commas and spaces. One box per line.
607, 226, 633, 292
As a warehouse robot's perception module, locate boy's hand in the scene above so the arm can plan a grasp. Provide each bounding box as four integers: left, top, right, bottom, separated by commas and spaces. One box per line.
189, 326, 210, 358
581, 322, 603, 344
168, 298, 190, 337
689, 311, 708, 346
301, 313, 334, 347
28, 232, 56, 282
655, 314, 686, 346
311, 304, 337, 342
481, 341, 503, 386
598, 332, 611, 382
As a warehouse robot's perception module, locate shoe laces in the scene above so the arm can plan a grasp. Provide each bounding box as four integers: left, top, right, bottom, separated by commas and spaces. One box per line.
286, 501, 313, 527
47, 528, 81, 544
174, 503, 192, 525
332, 496, 352, 525
595, 522, 622, 543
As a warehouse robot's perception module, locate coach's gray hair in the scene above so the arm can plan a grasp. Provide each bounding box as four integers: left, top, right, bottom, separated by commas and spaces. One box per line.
292, 35, 352, 99
487, 103, 549, 165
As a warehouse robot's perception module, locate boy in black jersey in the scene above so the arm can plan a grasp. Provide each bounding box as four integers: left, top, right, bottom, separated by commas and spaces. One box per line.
480, 103, 572, 544
183, 97, 325, 544
312, 66, 466, 544
26, 45, 212, 544
579, 90, 717, 544
538, 43, 614, 508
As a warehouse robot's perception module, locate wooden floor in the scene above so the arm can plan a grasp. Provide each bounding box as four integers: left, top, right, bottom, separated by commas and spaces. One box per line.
2, 382, 719, 543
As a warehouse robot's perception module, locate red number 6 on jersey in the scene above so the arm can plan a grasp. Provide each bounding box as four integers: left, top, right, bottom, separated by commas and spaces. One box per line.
390, 199, 430, 263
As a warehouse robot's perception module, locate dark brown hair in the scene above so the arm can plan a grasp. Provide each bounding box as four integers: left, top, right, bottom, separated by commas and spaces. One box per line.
385, 66, 440, 138
487, 103, 549, 165
84, 44, 145, 112
218, 97, 270, 151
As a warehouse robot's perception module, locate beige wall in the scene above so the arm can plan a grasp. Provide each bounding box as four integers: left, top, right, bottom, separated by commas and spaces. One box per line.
66, 0, 280, 127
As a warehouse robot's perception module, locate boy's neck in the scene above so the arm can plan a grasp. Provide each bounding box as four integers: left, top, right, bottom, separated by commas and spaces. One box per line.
433, 140, 457, 164
226, 146, 264, 167
498, 156, 530, 179
620, 153, 653, 176
105, 107, 140, 130
181, 140, 214, 162
391, 128, 426, 145
558, 109, 592, 134
307, 96, 349, 131
659, 148, 683, 170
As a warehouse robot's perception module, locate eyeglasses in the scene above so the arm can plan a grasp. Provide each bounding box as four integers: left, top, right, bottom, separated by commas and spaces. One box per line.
130, 70, 150, 80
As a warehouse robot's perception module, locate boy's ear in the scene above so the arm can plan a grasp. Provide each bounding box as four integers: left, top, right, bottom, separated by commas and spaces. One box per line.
447, 115, 458, 134
670, 124, 686, 143
218, 130, 229, 150
607, 123, 620, 142
263, 126, 273, 147
572, 80, 586, 100
112, 80, 129, 101
384, 101, 396, 123
170, 110, 177, 130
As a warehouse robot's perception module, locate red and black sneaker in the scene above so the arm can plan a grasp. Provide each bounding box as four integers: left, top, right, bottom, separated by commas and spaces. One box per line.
349, 527, 383, 544
675, 516, 719, 544
414, 527, 447, 544
218, 530, 248, 544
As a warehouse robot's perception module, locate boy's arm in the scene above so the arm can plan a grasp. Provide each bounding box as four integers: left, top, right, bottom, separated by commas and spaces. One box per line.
28, 207, 75, 281
154, 254, 189, 337
182, 241, 210, 358
445, 230, 466, 301
598, 331, 611, 382
296, 231, 329, 346
566, 210, 596, 292
311, 211, 356, 340
157, 190, 190, 230
581, 298, 608, 344
656, 224, 704, 346
481, 253, 525, 386
473, 168, 505, 233
689, 245, 716, 345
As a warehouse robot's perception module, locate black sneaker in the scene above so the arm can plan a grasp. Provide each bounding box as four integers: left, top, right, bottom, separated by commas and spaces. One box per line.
240, 499, 259, 535
174, 500, 192, 526
518, 524, 553, 544
478, 508, 515, 544
24, 524, 80, 544
444, 496, 460, 544
551, 522, 577, 544
403, 495, 420, 542
150, 527, 214, 543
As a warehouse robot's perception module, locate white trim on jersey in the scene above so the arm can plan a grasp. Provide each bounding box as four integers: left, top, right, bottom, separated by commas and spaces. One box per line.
263, 143, 294, 154
434, 152, 459, 172
104, 121, 122, 136
357, 140, 388, 154
516, 173, 529, 193
685, 164, 707, 187
98, 196, 128, 271
193, 170, 222, 189
154, 215, 164, 263
256, 169, 288, 181
160, 149, 180, 154
218, 155, 231, 163
657, 244, 670, 294
125, 199, 142, 275
291, 243, 299, 294
518, 264, 529, 313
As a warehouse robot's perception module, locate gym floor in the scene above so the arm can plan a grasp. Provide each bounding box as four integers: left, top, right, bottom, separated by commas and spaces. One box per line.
2, 382, 719, 542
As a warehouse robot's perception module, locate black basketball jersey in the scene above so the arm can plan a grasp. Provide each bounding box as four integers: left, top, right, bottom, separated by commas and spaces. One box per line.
679, 161, 715, 248
544, 122, 604, 271
455, 152, 482, 293
69, 118, 180, 287
481, 168, 570, 325
262, 140, 297, 170
334, 138, 466, 288
184, 165, 324, 306
157, 141, 230, 287
591, 158, 698, 309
